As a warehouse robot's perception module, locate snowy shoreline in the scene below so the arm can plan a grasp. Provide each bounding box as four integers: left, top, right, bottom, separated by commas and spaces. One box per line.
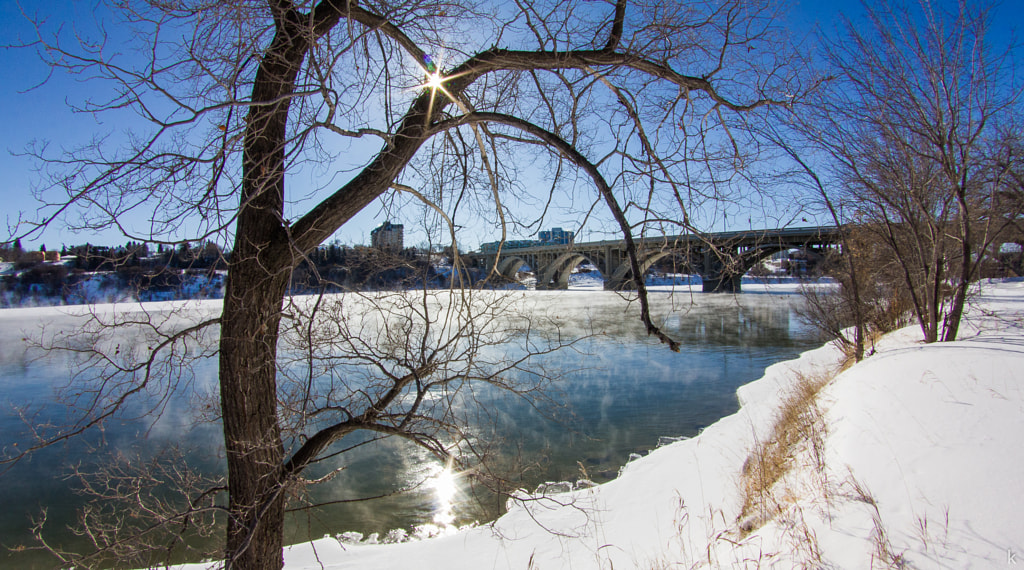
159, 279, 1024, 569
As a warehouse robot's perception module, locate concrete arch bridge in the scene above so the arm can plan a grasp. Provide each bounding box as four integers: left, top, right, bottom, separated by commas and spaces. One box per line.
467, 226, 841, 292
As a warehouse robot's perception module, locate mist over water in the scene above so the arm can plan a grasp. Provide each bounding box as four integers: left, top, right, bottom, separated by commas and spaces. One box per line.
0, 291, 820, 568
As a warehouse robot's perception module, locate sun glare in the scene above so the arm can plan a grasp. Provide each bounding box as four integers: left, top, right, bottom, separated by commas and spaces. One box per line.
425, 71, 445, 90
431, 460, 459, 527
410, 51, 466, 123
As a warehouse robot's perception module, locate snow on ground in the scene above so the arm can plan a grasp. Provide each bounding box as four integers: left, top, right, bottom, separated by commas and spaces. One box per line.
723, 280, 1024, 568
163, 279, 1024, 568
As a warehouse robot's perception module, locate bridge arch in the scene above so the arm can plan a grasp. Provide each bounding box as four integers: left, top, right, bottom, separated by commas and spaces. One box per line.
698, 244, 829, 291
536, 252, 601, 289
736, 245, 828, 276
737, 245, 787, 274
497, 256, 529, 280
604, 250, 676, 290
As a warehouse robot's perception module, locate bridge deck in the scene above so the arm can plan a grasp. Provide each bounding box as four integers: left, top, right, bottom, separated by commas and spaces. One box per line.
467, 226, 841, 292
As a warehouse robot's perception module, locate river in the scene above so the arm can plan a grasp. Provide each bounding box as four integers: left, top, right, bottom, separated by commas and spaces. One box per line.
0, 288, 822, 568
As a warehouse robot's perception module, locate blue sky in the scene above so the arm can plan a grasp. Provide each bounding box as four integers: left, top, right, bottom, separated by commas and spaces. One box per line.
0, 0, 1018, 251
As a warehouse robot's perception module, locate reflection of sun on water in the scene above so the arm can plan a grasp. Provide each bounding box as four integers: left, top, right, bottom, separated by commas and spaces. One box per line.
430, 458, 459, 528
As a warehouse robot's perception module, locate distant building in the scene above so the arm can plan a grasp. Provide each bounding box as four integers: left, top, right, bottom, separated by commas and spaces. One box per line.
371, 221, 404, 251
539, 227, 574, 245
478, 227, 575, 253
19, 249, 61, 263
478, 239, 540, 253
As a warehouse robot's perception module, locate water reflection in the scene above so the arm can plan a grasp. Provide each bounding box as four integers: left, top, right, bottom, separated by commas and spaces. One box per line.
0, 292, 819, 568
430, 458, 458, 528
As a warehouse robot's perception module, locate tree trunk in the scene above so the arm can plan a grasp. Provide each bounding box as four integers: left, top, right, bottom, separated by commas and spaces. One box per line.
219, 98, 293, 567
846, 253, 866, 361
943, 184, 974, 341
219, 259, 290, 570
924, 237, 944, 343
217, 15, 308, 568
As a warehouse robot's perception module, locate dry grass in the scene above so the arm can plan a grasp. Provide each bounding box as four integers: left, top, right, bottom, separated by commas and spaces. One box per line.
737, 370, 832, 535
837, 327, 887, 371
845, 475, 907, 568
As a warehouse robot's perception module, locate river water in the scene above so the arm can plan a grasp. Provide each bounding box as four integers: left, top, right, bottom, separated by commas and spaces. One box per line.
0, 289, 822, 568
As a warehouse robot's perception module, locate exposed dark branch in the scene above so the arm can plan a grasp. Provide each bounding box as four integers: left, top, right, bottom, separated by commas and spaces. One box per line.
432, 111, 681, 351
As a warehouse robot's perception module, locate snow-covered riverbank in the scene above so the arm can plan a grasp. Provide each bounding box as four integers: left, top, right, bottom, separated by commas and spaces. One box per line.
166, 278, 1024, 569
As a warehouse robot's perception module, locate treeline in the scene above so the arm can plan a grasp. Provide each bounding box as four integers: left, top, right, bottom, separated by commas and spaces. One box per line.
0, 239, 226, 271
60, 241, 227, 272
1, 239, 447, 306
0, 240, 229, 305
291, 245, 444, 292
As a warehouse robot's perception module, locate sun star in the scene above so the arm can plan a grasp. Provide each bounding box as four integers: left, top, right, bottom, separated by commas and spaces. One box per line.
425, 71, 445, 90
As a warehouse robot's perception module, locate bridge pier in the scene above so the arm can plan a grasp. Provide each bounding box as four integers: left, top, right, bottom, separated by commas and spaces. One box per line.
701, 273, 742, 293
603, 278, 636, 291
699, 247, 743, 293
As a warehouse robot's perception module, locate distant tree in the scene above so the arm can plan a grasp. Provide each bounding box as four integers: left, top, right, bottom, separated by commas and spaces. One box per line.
990, 129, 1024, 246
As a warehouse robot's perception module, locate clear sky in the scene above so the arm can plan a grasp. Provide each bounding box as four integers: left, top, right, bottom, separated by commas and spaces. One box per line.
1, 1, 90, 249
0, 0, 1018, 251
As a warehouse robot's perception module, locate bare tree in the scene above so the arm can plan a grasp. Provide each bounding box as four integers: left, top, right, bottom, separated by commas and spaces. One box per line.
8, 0, 808, 568
805, 0, 1022, 343
753, 117, 872, 361
987, 128, 1024, 270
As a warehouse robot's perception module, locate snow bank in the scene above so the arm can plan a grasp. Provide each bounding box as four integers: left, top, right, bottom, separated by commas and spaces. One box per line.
167, 279, 1024, 569
719, 279, 1024, 568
